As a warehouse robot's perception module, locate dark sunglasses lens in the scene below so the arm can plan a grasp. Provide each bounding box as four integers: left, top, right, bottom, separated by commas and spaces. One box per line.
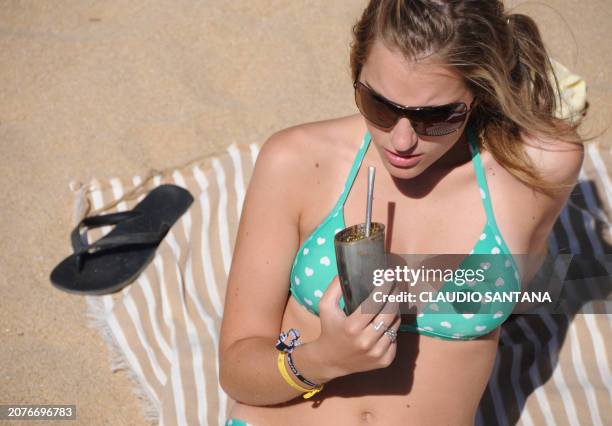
410, 104, 468, 136
356, 84, 398, 129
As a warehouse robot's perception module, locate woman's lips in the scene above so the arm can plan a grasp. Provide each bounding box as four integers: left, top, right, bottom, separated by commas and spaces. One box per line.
384, 148, 424, 168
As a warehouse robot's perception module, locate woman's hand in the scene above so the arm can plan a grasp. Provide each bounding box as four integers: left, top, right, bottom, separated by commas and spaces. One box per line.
313, 276, 401, 379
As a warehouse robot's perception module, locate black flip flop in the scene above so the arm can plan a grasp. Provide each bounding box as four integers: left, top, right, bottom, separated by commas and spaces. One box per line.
50, 184, 194, 295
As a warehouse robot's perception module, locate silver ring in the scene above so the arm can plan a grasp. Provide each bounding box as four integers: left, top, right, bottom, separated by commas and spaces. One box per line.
383, 328, 397, 343
372, 320, 386, 332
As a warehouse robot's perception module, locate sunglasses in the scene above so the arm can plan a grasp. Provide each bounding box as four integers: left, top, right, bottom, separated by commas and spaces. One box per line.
353, 80, 476, 136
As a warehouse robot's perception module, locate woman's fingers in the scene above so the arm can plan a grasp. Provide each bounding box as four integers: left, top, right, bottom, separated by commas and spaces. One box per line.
319, 276, 347, 320
367, 314, 401, 367
316, 275, 402, 376
347, 279, 400, 330
362, 302, 400, 346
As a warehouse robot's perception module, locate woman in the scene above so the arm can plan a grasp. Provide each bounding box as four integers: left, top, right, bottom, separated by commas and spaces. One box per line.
219, 1, 584, 425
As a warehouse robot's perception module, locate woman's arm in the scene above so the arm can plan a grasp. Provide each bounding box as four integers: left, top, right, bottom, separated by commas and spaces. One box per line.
516, 132, 585, 289
218, 128, 336, 405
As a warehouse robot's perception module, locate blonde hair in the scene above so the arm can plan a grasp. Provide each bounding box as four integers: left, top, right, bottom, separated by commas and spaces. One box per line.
349, 0, 589, 197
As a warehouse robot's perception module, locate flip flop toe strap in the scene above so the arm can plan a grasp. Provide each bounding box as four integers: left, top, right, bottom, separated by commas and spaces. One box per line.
71, 211, 171, 272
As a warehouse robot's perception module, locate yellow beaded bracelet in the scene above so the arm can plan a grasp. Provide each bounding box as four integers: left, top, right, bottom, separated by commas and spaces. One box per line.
276, 352, 324, 399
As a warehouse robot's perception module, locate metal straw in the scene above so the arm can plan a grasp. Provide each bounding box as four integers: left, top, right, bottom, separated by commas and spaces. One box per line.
365, 166, 375, 237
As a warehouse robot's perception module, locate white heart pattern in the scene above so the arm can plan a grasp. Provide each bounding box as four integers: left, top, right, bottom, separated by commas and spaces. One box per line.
495, 235, 502, 245
305, 267, 314, 277
491, 247, 500, 254
304, 298, 313, 306
480, 262, 491, 270
475, 325, 487, 332
493, 311, 503, 319
317, 237, 326, 245
314, 290, 323, 298
480, 188, 486, 199
505, 259, 511, 267
495, 277, 504, 287
294, 276, 300, 285
320, 256, 331, 266
303, 248, 309, 255
334, 228, 342, 235
429, 303, 439, 312
479, 233, 487, 240
423, 326, 434, 331
462, 313, 474, 319
417, 313, 425, 318
440, 321, 452, 328
453, 333, 463, 339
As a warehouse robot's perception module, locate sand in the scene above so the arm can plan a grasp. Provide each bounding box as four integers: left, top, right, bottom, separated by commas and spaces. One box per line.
1, 1, 609, 424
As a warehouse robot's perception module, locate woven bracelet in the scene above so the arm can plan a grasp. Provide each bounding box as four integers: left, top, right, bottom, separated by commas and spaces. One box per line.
275, 328, 301, 354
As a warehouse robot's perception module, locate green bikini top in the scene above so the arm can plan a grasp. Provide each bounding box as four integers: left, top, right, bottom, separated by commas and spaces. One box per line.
289, 124, 521, 341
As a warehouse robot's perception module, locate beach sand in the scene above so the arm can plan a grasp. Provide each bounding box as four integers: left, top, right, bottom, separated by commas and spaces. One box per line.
1, 1, 609, 424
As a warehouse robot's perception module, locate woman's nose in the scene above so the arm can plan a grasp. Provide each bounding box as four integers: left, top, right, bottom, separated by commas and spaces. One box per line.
390, 117, 418, 153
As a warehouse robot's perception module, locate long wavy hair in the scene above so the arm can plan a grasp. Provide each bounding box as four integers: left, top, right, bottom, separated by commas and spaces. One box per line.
349, 0, 588, 197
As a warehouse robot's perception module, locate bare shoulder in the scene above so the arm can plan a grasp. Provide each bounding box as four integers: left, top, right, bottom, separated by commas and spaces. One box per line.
515, 130, 585, 281
522, 130, 584, 237
520, 129, 585, 190
255, 113, 365, 199
479, 127, 584, 256
484, 129, 584, 204
259, 114, 362, 165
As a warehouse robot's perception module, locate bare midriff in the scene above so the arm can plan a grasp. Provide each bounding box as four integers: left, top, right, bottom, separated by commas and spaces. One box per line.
229, 294, 500, 426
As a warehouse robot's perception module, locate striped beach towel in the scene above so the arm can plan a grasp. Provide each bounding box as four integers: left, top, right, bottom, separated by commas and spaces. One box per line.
70, 137, 611, 426
68, 64, 611, 426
